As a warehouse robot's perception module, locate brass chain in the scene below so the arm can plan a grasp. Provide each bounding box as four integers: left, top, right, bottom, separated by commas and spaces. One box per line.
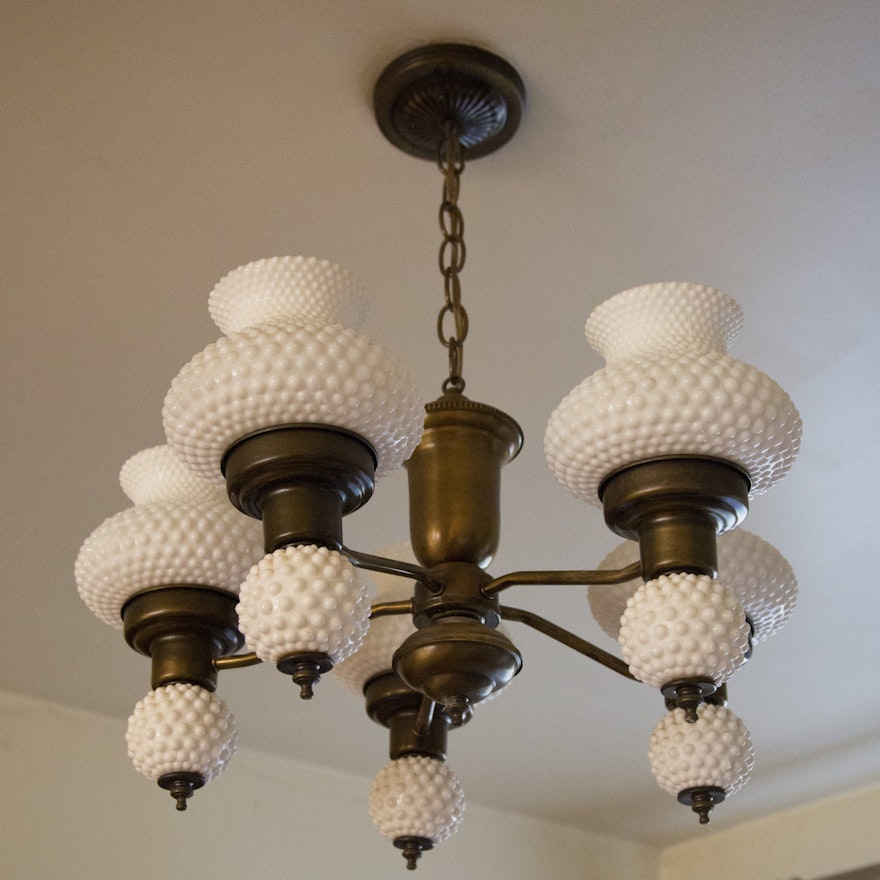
436, 120, 468, 393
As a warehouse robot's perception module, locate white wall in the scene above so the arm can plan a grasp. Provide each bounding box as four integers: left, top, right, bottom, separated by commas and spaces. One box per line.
659, 782, 880, 880
0, 689, 658, 880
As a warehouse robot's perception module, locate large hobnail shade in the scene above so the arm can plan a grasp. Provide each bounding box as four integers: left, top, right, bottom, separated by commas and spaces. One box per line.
544, 283, 802, 506
75, 446, 264, 628
368, 755, 465, 846
590, 529, 797, 643
162, 256, 425, 482
649, 704, 754, 799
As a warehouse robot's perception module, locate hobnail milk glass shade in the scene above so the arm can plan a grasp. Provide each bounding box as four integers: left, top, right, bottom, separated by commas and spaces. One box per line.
590, 530, 797, 643
544, 283, 802, 506
649, 704, 754, 798
618, 573, 750, 689
162, 256, 425, 482
75, 446, 264, 628
236, 544, 373, 665
368, 756, 465, 846
334, 542, 418, 696
126, 683, 237, 783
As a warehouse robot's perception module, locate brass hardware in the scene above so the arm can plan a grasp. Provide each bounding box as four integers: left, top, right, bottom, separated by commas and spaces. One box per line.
406, 391, 522, 569
500, 605, 635, 681
214, 651, 262, 671
482, 561, 643, 597
158, 771, 205, 811
276, 651, 334, 700
394, 836, 433, 871
373, 43, 525, 161
222, 424, 377, 553
678, 786, 726, 824
661, 678, 718, 723
343, 545, 443, 592
365, 672, 455, 761
122, 586, 243, 691
393, 619, 522, 724
600, 456, 750, 581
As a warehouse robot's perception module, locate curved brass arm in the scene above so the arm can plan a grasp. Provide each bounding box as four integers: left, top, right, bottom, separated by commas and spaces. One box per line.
483, 561, 641, 597
500, 605, 636, 682
342, 545, 444, 592
214, 652, 262, 670
370, 599, 414, 619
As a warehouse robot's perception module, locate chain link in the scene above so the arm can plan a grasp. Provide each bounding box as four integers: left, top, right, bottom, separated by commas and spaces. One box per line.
436, 120, 468, 393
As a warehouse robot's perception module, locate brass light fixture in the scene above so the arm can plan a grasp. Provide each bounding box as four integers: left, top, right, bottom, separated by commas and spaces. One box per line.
76, 43, 801, 870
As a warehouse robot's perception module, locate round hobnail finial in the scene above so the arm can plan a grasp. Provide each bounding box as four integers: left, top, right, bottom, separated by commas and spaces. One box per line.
75, 446, 264, 628
163, 256, 425, 483
126, 683, 237, 791
544, 282, 802, 506
369, 756, 465, 849
618, 573, 750, 690
334, 542, 418, 697
236, 544, 373, 666
649, 704, 754, 800
590, 529, 797, 643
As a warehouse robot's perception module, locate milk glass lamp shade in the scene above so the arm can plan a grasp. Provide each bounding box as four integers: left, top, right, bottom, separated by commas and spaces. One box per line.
162, 256, 425, 482
590, 530, 798, 643
618, 573, 750, 690
544, 283, 802, 506
75, 445, 264, 628
334, 542, 418, 696
126, 683, 237, 805
649, 704, 754, 817
369, 755, 465, 864
236, 544, 373, 666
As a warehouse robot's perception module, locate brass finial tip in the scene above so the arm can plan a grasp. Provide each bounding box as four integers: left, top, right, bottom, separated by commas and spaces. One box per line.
395, 837, 432, 871
296, 679, 315, 700
159, 771, 204, 812
698, 808, 711, 825
443, 695, 471, 727
679, 786, 725, 825
169, 780, 193, 811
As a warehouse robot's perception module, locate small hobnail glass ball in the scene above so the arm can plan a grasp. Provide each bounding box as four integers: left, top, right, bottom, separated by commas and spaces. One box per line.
544, 282, 802, 507
368, 756, 465, 845
618, 573, 750, 689
126, 683, 237, 783
236, 544, 373, 666
590, 530, 797, 643
75, 446, 264, 628
162, 256, 425, 482
334, 542, 418, 697
649, 704, 754, 798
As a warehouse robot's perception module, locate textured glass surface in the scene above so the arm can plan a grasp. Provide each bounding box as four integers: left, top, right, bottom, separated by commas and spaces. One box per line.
75, 446, 263, 628
618, 573, 750, 689
545, 283, 802, 505
649, 704, 754, 797
368, 756, 465, 844
163, 256, 425, 482
236, 544, 373, 665
126, 683, 237, 783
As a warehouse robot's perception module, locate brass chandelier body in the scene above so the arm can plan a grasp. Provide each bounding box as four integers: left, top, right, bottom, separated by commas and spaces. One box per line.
78, 43, 801, 871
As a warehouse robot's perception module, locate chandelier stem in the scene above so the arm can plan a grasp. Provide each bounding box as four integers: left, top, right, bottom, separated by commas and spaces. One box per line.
500, 605, 636, 681
482, 561, 643, 597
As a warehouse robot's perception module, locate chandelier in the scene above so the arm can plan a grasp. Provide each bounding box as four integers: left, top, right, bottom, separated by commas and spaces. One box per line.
75, 44, 801, 870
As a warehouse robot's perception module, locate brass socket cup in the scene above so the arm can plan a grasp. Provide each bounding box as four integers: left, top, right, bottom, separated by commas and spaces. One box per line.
393, 619, 522, 714
122, 586, 243, 691
405, 392, 522, 570
364, 673, 452, 761
600, 457, 750, 581
222, 425, 377, 553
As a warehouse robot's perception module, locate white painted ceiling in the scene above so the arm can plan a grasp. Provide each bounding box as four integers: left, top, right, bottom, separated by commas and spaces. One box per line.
3, 0, 879, 849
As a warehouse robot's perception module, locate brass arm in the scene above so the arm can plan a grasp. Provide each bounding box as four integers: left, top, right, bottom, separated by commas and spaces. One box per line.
500, 605, 636, 681
370, 599, 415, 619
482, 561, 641, 597
342, 545, 444, 592
214, 652, 262, 670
